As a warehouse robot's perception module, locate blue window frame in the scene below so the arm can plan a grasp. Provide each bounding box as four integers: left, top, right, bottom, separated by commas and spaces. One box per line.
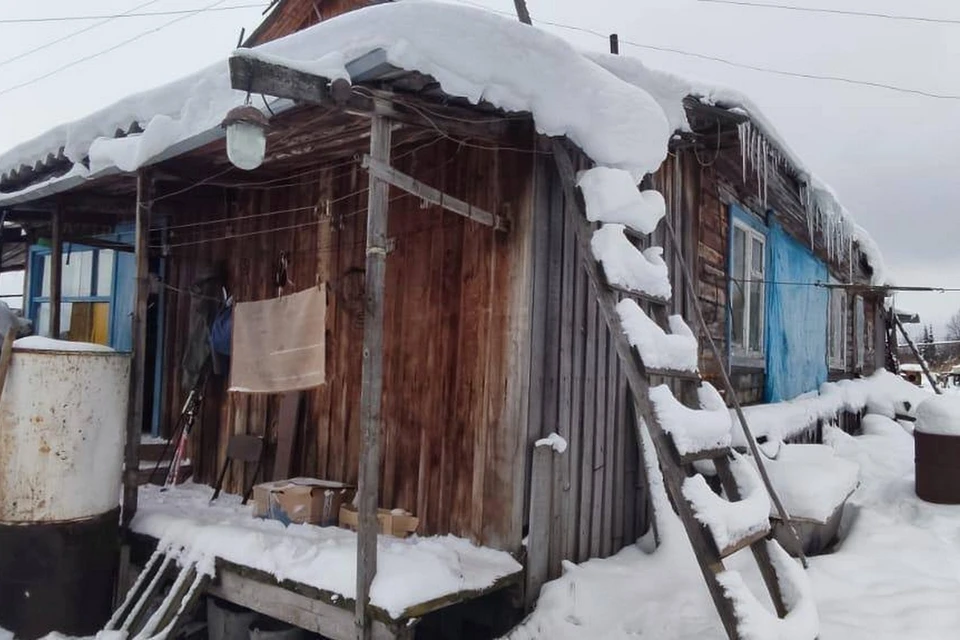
27, 244, 119, 345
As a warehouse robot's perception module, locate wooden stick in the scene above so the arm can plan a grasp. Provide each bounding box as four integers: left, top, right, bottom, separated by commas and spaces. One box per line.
0, 326, 17, 403
355, 104, 392, 640
894, 314, 942, 394
50, 206, 62, 338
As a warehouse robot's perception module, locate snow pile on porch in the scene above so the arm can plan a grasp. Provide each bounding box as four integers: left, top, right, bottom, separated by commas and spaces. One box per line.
732, 370, 930, 446
133, 483, 521, 619
509, 413, 960, 639
749, 444, 859, 522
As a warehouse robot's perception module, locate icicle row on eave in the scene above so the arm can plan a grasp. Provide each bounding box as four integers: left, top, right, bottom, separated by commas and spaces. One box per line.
736, 120, 857, 269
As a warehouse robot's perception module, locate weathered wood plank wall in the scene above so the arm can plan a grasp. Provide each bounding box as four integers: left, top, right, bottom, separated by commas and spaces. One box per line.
161, 134, 534, 551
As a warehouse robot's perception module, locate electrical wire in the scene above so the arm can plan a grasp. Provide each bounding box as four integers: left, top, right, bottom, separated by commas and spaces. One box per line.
449, 0, 960, 101
0, 0, 166, 69
695, 0, 960, 25
0, 0, 236, 98
0, 4, 267, 24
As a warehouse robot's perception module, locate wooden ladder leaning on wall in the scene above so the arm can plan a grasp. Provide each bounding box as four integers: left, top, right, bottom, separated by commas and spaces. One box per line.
550, 139, 814, 640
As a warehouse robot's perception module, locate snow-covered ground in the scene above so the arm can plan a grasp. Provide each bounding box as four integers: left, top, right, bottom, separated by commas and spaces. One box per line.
508, 415, 960, 639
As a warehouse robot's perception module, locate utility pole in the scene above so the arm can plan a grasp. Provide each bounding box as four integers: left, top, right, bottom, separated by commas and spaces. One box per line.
513, 0, 531, 25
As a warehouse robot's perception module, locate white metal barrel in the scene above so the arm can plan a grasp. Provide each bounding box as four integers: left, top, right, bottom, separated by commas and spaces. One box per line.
0, 345, 130, 523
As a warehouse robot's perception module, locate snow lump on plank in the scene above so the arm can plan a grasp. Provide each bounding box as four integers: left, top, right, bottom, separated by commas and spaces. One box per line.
617, 301, 697, 372
649, 383, 732, 456
577, 167, 665, 234
593, 225, 671, 300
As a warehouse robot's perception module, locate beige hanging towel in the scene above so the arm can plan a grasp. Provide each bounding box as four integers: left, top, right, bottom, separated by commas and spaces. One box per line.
230, 285, 326, 393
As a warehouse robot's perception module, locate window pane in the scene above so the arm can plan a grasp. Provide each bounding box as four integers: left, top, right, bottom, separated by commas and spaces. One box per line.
41, 254, 51, 297
751, 237, 764, 276
68, 301, 110, 345
749, 283, 763, 353
731, 228, 746, 348
97, 250, 115, 297
36, 302, 72, 339
61, 250, 93, 298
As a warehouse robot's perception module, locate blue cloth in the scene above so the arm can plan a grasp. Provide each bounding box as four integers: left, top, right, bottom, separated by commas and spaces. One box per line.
764, 221, 829, 402
209, 305, 233, 356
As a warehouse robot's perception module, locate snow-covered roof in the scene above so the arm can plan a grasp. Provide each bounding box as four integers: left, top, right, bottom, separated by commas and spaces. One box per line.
0, 2, 884, 282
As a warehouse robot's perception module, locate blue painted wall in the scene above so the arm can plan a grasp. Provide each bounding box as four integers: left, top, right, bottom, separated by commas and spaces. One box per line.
764, 221, 829, 402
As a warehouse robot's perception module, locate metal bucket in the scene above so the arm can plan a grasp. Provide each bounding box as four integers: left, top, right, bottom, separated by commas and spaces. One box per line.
0, 346, 130, 638
915, 430, 960, 504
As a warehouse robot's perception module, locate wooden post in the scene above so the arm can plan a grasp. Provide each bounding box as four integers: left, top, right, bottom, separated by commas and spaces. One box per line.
609, 33, 620, 55
50, 206, 62, 338
122, 170, 153, 528
525, 445, 556, 610
355, 106, 392, 640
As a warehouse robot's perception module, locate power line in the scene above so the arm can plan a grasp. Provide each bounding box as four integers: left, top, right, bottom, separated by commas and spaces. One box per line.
450, 0, 960, 101
695, 0, 960, 25
0, 5, 265, 24
0, 0, 236, 97
0, 0, 166, 69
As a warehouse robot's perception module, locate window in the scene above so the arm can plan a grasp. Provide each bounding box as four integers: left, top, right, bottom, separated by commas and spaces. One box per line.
828, 280, 847, 370
730, 220, 766, 358
854, 296, 865, 370
31, 247, 115, 344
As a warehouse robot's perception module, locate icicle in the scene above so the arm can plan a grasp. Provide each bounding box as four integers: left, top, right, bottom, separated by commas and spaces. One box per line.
738, 122, 748, 182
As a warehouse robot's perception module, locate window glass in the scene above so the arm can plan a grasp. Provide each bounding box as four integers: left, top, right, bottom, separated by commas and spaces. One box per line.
61, 250, 93, 297
36, 302, 73, 339
749, 283, 763, 353
41, 254, 51, 297
730, 221, 765, 357
731, 227, 746, 348
97, 250, 115, 297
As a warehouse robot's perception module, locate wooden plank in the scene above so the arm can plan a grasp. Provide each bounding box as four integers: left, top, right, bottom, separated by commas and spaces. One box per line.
361, 155, 507, 231
273, 392, 301, 480
49, 206, 62, 338
0, 326, 17, 403
209, 569, 400, 640
566, 242, 586, 561
356, 108, 393, 640
525, 445, 554, 610
588, 302, 605, 558
228, 53, 350, 107
578, 270, 597, 558
123, 170, 153, 529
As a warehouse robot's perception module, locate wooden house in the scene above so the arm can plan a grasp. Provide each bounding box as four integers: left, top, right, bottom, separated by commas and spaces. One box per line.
0, 2, 891, 637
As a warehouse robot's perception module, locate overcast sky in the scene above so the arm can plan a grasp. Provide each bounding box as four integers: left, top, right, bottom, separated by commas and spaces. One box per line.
1, 0, 958, 331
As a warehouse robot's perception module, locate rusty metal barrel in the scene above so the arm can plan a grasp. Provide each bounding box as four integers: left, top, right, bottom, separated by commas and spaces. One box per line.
0, 341, 130, 639
915, 395, 960, 505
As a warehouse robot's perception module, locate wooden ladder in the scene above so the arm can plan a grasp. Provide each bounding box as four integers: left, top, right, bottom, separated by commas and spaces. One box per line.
551, 141, 810, 640
105, 548, 210, 640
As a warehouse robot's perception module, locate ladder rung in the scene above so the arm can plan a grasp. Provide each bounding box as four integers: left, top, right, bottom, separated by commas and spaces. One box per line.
718, 527, 771, 559
647, 367, 701, 381
678, 446, 731, 465
608, 282, 671, 307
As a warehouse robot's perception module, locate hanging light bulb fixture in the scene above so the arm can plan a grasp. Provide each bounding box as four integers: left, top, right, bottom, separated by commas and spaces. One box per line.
221, 104, 269, 171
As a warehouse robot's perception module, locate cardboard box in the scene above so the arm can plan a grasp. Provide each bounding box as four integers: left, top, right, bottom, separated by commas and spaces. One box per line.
252, 478, 354, 526
339, 504, 419, 538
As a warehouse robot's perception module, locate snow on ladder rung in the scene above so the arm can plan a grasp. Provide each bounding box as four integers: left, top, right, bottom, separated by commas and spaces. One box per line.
592, 224, 672, 301
577, 166, 665, 235
649, 382, 731, 457
716, 540, 819, 639
618, 300, 696, 373
682, 452, 772, 556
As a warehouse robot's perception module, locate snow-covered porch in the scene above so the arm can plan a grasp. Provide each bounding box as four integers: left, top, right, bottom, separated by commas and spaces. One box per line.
129, 484, 523, 640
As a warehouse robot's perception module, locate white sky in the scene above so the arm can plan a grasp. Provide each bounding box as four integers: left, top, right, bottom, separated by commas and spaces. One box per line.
1, 0, 958, 331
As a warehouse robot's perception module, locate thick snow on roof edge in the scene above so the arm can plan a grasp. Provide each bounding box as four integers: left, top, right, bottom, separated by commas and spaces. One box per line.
589, 52, 887, 285
0, 2, 671, 191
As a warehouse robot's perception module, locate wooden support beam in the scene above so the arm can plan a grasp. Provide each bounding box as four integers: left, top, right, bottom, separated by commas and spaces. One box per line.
122, 170, 153, 529
229, 53, 352, 106
525, 445, 556, 610
356, 105, 392, 640
361, 155, 508, 231
49, 206, 62, 338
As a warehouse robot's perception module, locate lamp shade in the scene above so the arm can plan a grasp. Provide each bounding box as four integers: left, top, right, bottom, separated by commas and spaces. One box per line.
221, 105, 269, 171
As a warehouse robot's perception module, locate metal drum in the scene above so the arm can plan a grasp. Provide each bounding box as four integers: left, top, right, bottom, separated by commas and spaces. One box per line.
915, 395, 960, 505
0, 344, 130, 639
